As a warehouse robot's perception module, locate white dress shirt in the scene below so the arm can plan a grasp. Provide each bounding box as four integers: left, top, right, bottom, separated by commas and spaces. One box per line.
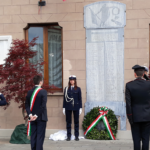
71, 85, 74, 90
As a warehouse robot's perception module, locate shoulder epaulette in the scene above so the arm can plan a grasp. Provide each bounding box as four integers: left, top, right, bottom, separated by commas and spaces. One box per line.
127, 80, 133, 83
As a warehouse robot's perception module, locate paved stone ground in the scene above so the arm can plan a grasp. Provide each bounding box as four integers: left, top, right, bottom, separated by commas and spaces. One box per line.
0, 138, 134, 150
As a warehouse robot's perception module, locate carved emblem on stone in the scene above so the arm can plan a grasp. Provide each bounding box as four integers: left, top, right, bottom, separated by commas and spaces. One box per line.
84, 1, 126, 28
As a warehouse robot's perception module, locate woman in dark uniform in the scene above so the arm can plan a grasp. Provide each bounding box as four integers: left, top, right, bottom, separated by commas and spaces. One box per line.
63, 75, 82, 141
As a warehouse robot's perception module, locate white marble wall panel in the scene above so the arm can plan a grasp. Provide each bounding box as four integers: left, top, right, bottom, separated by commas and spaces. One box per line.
84, 1, 126, 130
86, 43, 105, 101
86, 28, 124, 102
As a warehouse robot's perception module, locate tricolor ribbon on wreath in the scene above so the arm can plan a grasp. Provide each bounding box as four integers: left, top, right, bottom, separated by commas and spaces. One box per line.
27, 86, 42, 136
84, 107, 116, 140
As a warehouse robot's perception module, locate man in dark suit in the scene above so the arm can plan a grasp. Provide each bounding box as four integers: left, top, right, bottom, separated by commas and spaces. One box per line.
0, 93, 7, 106
25, 75, 47, 150
125, 65, 150, 150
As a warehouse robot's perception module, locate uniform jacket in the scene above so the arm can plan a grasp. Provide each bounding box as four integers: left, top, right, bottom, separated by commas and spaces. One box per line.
125, 78, 150, 122
25, 86, 48, 121
63, 86, 82, 110
0, 94, 6, 106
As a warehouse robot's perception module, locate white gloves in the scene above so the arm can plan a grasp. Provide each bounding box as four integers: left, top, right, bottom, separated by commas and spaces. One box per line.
63, 108, 65, 115
79, 108, 82, 115
63, 108, 82, 115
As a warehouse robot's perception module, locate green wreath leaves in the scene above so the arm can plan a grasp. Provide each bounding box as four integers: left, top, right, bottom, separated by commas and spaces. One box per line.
82, 107, 118, 140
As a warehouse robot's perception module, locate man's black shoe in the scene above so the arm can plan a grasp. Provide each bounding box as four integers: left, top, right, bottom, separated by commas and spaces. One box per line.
66, 137, 71, 141
75, 137, 79, 141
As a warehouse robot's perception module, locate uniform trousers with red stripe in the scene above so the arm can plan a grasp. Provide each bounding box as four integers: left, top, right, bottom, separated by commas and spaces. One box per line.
131, 121, 150, 150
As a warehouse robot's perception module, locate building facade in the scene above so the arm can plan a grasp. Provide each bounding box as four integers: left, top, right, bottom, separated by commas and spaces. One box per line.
0, 0, 149, 139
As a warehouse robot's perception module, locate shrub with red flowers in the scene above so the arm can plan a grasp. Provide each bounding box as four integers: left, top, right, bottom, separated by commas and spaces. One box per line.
0, 37, 53, 123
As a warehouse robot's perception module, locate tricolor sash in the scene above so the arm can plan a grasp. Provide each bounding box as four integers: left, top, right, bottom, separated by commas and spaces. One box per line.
84, 107, 116, 140
27, 86, 42, 136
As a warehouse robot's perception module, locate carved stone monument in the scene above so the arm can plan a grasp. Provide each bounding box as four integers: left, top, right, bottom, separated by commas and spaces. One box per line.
84, 1, 126, 130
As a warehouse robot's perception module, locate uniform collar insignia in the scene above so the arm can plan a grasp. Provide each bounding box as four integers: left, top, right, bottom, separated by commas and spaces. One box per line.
134, 77, 145, 81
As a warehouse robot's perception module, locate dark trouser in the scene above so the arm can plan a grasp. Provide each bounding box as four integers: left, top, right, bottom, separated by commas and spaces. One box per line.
66, 110, 79, 138
131, 121, 150, 150
31, 120, 47, 150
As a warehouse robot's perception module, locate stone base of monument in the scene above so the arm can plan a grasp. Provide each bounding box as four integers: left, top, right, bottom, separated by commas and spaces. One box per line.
85, 101, 126, 130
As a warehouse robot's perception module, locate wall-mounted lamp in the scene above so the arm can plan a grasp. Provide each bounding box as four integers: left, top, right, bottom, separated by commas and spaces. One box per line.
38, 0, 46, 6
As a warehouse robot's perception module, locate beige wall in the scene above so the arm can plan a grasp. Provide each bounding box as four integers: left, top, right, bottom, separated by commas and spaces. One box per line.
0, 0, 149, 131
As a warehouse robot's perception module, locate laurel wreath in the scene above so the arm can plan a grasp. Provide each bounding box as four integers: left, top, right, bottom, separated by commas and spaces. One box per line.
82, 107, 118, 140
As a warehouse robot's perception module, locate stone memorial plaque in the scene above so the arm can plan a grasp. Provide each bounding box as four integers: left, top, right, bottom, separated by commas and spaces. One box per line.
86, 28, 124, 102
86, 42, 105, 101
84, 1, 126, 130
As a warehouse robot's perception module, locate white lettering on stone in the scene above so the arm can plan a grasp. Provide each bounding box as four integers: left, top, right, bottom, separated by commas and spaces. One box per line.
91, 33, 118, 42
87, 43, 105, 101
105, 42, 124, 101
86, 29, 124, 102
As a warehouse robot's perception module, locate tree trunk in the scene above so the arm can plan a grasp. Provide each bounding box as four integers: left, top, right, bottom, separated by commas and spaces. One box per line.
22, 107, 28, 126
